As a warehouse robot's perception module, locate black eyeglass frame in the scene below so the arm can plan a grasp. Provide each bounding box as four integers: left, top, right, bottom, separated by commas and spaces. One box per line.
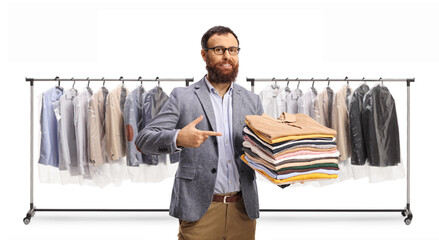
203, 46, 241, 55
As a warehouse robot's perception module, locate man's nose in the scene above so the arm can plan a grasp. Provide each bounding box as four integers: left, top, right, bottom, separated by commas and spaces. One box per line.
222, 49, 231, 60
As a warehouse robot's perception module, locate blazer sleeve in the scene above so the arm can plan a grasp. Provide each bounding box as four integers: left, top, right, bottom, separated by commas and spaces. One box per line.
135, 88, 181, 155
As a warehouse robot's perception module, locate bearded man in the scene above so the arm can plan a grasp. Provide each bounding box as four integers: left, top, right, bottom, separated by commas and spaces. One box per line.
136, 26, 264, 240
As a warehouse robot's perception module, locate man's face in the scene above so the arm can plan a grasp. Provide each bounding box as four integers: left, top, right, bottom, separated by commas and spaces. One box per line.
202, 33, 239, 84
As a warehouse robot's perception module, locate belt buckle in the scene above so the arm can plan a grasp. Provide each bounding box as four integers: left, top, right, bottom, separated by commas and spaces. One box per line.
223, 195, 229, 204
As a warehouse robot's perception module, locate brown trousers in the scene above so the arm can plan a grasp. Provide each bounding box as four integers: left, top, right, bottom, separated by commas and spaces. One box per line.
178, 192, 256, 240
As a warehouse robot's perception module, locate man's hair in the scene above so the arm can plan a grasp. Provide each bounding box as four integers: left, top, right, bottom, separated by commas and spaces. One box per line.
201, 26, 239, 50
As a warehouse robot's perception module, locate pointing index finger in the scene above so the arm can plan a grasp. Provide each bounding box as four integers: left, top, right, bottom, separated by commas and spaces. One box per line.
199, 130, 222, 137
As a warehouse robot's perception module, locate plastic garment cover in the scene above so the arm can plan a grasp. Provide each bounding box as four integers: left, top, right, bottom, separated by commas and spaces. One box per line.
105, 85, 130, 161
57, 88, 79, 175
259, 84, 284, 118
286, 88, 303, 114
298, 87, 318, 118
73, 87, 93, 179
38, 86, 64, 167
348, 84, 370, 165
331, 85, 352, 161
362, 84, 400, 166
276, 87, 291, 115
124, 86, 146, 166
141, 86, 179, 165
313, 87, 334, 128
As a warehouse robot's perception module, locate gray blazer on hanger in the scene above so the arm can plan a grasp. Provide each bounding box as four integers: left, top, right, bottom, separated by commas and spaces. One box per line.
135, 76, 264, 222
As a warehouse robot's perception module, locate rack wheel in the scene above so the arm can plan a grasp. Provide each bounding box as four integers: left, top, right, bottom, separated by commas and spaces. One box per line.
23, 217, 30, 225
404, 218, 411, 225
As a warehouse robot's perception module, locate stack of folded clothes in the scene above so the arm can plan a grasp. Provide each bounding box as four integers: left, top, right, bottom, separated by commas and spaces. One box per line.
240, 112, 340, 186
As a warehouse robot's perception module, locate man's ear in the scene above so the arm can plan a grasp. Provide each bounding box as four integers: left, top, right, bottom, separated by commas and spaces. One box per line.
201, 49, 207, 62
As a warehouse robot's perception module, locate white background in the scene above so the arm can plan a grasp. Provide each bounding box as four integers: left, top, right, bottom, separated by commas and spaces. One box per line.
1, 0, 439, 239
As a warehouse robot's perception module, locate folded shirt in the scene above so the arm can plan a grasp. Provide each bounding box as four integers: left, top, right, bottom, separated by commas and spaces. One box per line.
243, 127, 336, 154
245, 113, 337, 144
244, 135, 338, 160
240, 154, 338, 185
243, 141, 340, 164
244, 148, 339, 171
244, 155, 339, 180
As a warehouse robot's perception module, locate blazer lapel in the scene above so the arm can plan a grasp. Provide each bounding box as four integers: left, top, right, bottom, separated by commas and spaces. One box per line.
194, 78, 217, 132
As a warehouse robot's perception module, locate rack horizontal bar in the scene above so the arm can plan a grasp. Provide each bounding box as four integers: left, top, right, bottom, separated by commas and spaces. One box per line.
26, 77, 194, 82
246, 77, 415, 82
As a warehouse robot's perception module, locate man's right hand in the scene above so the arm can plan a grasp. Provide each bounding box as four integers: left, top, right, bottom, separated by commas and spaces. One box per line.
176, 115, 222, 148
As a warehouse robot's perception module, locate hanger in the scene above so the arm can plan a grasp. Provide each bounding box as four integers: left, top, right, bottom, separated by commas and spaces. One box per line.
285, 78, 291, 93
156, 76, 160, 87
102, 77, 105, 87
327, 77, 330, 87
345, 76, 349, 86
86, 77, 90, 88
54, 76, 61, 89
138, 76, 143, 87
311, 77, 315, 89
379, 77, 383, 86
296, 78, 300, 90
271, 77, 279, 89
362, 77, 366, 85
120, 76, 124, 87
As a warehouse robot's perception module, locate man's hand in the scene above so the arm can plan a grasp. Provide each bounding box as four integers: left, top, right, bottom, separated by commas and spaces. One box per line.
176, 115, 222, 148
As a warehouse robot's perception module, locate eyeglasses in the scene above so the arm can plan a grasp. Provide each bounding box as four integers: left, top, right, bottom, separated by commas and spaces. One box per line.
204, 46, 240, 55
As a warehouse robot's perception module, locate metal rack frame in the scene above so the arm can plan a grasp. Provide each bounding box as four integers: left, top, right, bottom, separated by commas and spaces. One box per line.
24, 76, 414, 225
246, 77, 414, 225
24, 76, 193, 225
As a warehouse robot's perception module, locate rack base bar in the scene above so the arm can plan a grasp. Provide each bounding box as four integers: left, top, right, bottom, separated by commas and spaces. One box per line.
24, 206, 412, 225
260, 209, 404, 212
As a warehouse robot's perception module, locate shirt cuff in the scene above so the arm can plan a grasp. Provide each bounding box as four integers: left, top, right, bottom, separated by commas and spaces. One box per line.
173, 129, 183, 152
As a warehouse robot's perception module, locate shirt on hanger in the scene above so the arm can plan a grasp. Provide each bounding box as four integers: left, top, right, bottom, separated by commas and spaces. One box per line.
39, 86, 64, 168
73, 87, 93, 178
259, 83, 284, 118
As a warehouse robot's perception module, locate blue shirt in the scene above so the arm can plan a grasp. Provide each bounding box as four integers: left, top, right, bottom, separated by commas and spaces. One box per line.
204, 77, 240, 194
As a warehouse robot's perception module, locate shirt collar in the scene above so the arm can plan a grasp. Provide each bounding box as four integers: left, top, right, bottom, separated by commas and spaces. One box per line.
204, 75, 234, 96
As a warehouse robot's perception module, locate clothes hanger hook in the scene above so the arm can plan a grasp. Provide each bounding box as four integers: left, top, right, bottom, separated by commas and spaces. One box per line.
379, 77, 383, 86
72, 78, 75, 88
138, 76, 143, 86
86, 77, 90, 88
102, 77, 105, 86
55, 76, 60, 87
156, 76, 160, 86
345, 76, 349, 86
327, 77, 330, 87
311, 78, 315, 88
120, 76, 124, 86
296, 78, 300, 89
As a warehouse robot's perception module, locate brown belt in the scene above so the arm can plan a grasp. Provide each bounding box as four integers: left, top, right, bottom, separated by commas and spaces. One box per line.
212, 191, 242, 204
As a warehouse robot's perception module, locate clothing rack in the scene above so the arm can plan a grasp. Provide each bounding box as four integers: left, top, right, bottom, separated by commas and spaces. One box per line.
24, 76, 414, 225
246, 77, 414, 225
23, 76, 193, 225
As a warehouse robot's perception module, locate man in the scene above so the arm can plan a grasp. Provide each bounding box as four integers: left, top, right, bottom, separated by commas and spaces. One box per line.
135, 26, 263, 240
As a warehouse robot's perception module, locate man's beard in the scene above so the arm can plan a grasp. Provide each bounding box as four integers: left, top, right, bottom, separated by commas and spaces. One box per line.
205, 56, 239, 84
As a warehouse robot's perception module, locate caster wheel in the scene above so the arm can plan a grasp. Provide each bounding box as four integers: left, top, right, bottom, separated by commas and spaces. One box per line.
23, 218, 30, 225
404, 218, 411, 225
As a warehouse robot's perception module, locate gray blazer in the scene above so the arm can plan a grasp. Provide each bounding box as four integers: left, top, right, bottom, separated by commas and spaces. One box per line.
135, 77, 264, 222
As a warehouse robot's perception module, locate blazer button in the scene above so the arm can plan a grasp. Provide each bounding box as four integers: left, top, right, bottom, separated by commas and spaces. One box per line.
211, 168, 217, 174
